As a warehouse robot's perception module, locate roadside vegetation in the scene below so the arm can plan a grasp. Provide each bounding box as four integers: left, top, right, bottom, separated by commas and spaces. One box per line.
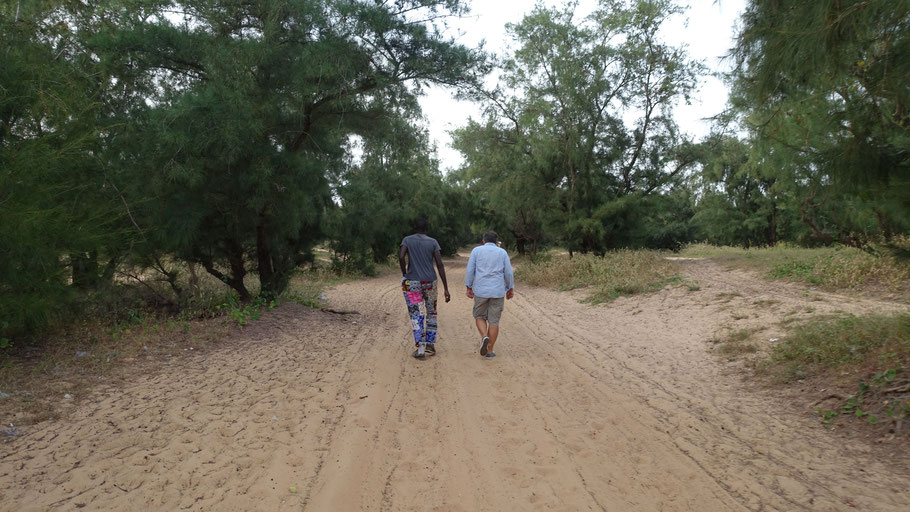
681, 241, 910, 299
687, 241, 910, 436
761, 314, 910, 436
0, 258, 380, 431
515, 250, 696, 304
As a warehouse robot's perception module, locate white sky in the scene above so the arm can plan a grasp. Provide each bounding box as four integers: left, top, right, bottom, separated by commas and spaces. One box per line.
418, 0, 747, 171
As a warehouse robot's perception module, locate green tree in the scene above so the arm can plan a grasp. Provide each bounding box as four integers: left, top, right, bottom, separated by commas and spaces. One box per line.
730, 0, 910, 245
690, 135, 799, 247
90, 0, 480, 300
455, 0, 702, 254
1, 1, 128, 335
330, 115, 474, 272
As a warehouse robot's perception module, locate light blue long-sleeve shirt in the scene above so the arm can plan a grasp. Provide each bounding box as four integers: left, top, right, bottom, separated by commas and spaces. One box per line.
464, 243, 514, 298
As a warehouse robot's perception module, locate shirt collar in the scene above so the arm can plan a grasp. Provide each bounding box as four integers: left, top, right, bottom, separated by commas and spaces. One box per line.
484, 242, 496, 246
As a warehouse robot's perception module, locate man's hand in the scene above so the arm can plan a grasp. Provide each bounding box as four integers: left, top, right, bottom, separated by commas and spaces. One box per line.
444, 289, 451, 303
466, 287, 474, 299
506, 288, 515, 300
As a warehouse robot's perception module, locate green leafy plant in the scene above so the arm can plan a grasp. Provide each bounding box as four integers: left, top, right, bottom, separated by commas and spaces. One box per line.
221, 295, 277, 327
816, 408, 839, 425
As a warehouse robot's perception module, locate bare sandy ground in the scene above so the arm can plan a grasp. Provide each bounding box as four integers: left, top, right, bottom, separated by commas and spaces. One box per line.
1, 254, 909, 511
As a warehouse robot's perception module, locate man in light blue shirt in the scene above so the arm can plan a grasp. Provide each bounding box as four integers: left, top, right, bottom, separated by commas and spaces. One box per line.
464, 231, 514, 358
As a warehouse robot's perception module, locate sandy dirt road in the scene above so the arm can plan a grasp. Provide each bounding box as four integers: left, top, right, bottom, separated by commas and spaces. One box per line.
1, 254, 909, 511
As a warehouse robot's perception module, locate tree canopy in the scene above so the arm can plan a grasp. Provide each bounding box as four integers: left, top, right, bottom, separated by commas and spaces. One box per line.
453, 0, 702, 254
728, 0, 910, 245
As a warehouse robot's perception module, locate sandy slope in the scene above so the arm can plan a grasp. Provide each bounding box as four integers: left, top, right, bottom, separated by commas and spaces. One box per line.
1, 254, 908, 511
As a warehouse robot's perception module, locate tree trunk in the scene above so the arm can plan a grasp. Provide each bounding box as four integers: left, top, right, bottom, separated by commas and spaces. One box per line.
200, 250, 252, 302
873, 207, 893, 240
71, 251, 99, 289
256, 217, 275, 295
767, 202, 778, 246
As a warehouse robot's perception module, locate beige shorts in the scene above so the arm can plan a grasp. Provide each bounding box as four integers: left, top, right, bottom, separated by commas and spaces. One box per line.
472, 297, 505, 325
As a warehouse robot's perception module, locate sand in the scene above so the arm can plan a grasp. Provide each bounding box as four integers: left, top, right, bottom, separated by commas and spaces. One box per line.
1, 254, 908, 511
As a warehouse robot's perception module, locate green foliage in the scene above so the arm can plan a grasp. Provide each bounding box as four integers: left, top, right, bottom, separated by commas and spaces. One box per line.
729, 1, 910, 246
691, 135, 803, 247
1, 2, 131, 335
329, 119, 475, 273
89, 0, 480, 300
454, 0, 702, 254
815, 361, 910, 429
221, 296, 277, 327
2, 0, 481, 340
768, 261, 823, 285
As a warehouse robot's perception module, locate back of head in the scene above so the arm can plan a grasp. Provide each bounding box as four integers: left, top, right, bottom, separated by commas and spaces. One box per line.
482, 231, 498, 244
414, 218, 429, 233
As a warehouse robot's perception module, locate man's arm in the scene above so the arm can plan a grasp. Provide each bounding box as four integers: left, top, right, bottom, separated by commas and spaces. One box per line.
464, 249, 476, 298
398, 245, 408, 277
504, 251, 515, 299
433, 250, 451, 303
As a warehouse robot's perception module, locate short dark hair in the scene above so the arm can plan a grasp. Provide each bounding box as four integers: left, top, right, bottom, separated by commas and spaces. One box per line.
414, 218, 429, 233
482, 231, 498, 244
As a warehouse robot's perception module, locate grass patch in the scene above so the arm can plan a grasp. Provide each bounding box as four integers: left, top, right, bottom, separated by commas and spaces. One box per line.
708, 327, 763, 358
769, 314, 910, 376
515, 250, 686, 303
681, 243, 910, 296
763, 313, 910, 432
717, 342, 759, 357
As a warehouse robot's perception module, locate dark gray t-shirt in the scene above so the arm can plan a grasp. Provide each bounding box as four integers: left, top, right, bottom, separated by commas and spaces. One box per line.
401, 233, 441, 282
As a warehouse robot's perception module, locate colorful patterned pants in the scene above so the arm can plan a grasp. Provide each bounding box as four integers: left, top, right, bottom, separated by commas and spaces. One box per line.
402, 279, 438, 346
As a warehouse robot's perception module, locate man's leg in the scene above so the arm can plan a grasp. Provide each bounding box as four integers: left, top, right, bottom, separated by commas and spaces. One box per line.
486, 298, 505, 355
474, 317, 488, 337
487, 324, 500, 353
403, 281, 425, 355
422, 281, 439, 353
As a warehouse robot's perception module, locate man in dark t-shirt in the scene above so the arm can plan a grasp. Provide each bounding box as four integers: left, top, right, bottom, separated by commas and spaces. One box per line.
399, 218, 451, 359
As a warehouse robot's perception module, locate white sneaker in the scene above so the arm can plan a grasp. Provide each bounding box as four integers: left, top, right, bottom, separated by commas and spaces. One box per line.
416, 342, 426, 357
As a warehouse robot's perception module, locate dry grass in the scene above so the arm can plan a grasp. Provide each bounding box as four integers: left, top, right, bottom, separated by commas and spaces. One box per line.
709, 327, 763, 359
681, 242, 910, 299
515, 250, 689, 303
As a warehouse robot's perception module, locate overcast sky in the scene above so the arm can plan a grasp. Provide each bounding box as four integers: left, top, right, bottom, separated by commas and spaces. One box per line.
417, 0, 747, 171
